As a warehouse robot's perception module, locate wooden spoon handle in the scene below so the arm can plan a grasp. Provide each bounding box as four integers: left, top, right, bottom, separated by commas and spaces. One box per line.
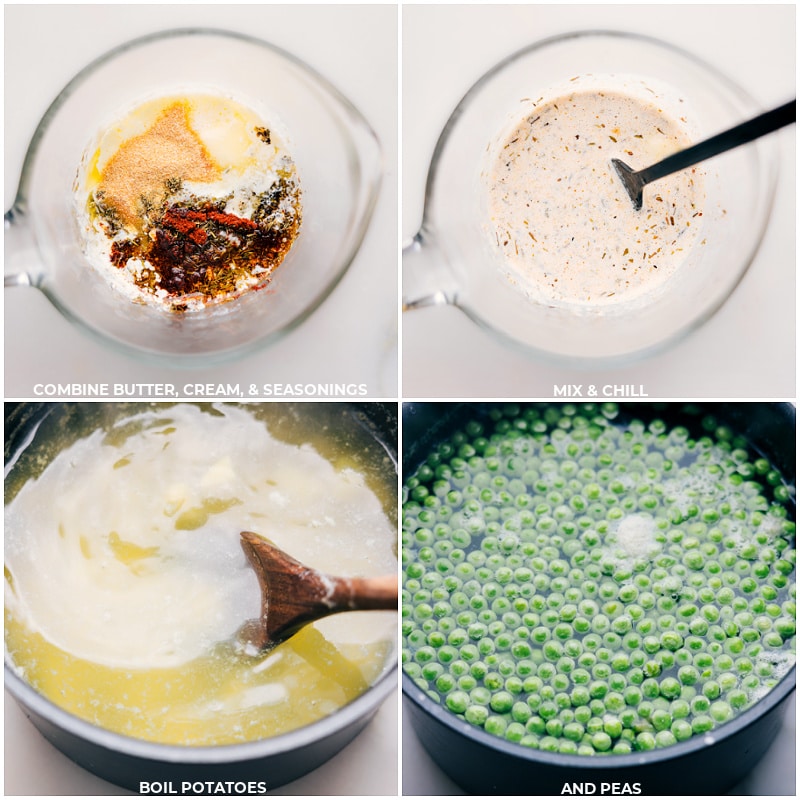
331, 574, 398, 611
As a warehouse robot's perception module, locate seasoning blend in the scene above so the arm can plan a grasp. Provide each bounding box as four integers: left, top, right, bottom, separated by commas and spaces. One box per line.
484, 78, 706, 309
77, 94, 302, 311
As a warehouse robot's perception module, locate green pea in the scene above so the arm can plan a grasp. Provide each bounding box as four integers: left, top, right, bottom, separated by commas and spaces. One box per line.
671, 719, 693, 741
586, 681, 607, 700
485, 715, 507, 736
691, 715, 714, 734
651, 709, 672, 731
678, 665, 699, 685
655, 730, 678, 747
553, 720, 580, 743
670, 699, 691, 719
710, 701, 733, 723
489, 691, 514, 713
591, 731, 612, 752
445, 691, 470, 714
701, 680, 721, 700
659, 678, 682, 700
544, 718, 563, 738
660, 631, 683, 651
465, 705, 489, 726
690, 695, 710, 715
539, 701, 559, 721
635, 732, 656, 751
603, 715, 623, 738
728, 690, 748, 710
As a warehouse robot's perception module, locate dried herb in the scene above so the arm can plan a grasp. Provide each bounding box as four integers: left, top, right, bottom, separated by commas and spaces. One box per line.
164, 177, 183, 194
108, 180, 301, 302
90, 191, 123, 236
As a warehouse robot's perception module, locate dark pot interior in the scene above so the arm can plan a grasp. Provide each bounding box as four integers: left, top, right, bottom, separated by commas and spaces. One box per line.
402, 402, 796, 795
4, 401, 398, 793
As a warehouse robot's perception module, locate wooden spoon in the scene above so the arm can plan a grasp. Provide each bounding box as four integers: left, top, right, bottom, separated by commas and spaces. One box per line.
239, 531, 398, 650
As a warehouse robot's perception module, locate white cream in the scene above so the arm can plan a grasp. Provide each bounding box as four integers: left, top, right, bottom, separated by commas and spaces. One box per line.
4, 404, 396, 670
484, 77, 706, 309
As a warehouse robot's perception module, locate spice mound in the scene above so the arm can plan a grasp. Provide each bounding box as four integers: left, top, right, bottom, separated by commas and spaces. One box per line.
77, 94, 302, 311
484, 79, 706, 309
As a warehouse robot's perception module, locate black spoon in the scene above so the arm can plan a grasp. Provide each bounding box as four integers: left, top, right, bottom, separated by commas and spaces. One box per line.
612, 99, 795, 210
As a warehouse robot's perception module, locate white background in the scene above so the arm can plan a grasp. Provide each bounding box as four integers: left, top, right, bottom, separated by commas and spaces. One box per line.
402, 3, 796, 398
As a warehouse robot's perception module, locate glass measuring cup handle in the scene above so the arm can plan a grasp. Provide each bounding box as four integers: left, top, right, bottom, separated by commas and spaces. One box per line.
402, 230, 459, 311
4, 206, 41, 288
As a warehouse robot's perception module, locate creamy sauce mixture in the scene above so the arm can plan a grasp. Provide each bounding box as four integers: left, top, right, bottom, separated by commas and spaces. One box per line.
76, 93, 302, 311
5, 404, 396, 745
485, 82, 706, 308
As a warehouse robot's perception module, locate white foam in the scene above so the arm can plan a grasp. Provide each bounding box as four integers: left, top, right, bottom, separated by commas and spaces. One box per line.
615, 514, 660, 559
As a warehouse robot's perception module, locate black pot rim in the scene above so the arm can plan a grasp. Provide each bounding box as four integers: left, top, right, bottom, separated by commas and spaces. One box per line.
402, 663, 795, 770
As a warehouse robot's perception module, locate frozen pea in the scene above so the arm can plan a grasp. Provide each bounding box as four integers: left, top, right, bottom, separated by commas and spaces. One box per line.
445, 691, 470, 714
710, 701, 733, 723
655, 730, 678, 748
592, 732, 613, 752
636, 732, 656, 751
489, 691, 514, 714
659, 678, 682, 700
485, 715, 508, 736
691, 715, 714, 734
728, 690, 748, 710
465, 705, 489, 726
651, 708, 672, 731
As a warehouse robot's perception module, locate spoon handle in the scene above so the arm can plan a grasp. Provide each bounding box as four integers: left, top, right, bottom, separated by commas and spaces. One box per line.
332, 574, 398, 611
638, 99, 796, 185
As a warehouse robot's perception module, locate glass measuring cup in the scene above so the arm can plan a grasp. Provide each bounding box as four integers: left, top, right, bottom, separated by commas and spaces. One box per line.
5, 28, 381, 366
403, 30, 779, 366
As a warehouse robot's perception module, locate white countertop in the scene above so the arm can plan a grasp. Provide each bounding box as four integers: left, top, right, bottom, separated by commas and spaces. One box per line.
402, 4, 795, 399
4, 4, 398, 399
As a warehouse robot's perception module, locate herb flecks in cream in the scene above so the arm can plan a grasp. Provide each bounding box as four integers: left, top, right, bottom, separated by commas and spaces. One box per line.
485, 83, 706, 308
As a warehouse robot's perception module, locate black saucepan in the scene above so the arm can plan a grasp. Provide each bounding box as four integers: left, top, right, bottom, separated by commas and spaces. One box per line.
4, 401, 398, 793
402, 402, 795, 795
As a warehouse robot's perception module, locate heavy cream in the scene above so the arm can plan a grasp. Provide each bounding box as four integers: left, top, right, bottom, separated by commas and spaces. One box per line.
484, 78, 706, 308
